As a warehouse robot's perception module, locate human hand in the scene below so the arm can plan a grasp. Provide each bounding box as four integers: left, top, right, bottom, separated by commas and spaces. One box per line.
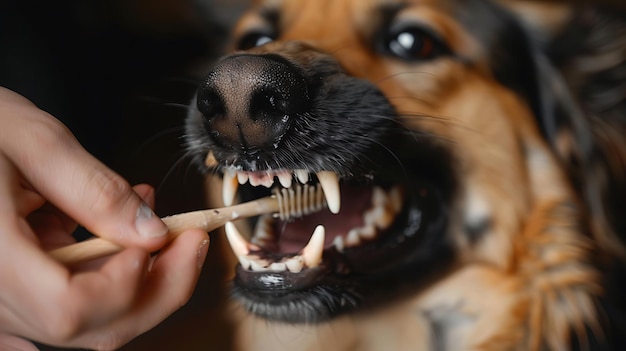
0, 87, 210, 350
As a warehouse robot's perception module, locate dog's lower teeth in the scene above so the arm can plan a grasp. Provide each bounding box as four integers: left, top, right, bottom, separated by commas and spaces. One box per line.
285, 256, 304, 273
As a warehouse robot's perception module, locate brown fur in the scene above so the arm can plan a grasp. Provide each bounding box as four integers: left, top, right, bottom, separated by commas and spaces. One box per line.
194, 0, 626, 350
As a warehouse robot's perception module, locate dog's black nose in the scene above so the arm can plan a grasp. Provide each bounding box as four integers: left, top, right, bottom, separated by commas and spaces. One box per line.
197, 54, 310, 151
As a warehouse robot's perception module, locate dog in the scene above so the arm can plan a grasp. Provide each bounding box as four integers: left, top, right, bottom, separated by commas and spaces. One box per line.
185, 0, 626, 350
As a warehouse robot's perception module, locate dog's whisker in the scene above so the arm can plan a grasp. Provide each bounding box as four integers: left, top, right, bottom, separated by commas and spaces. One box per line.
153, 149, 198, 197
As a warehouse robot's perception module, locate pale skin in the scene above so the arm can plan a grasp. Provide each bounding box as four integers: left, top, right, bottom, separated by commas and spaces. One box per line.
0, 87, 210, 350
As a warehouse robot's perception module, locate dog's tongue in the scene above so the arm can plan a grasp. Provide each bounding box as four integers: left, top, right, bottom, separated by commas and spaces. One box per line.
276, 186, 373, 253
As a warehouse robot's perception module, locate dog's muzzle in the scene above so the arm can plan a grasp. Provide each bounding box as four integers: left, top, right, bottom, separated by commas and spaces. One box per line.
187, 47, 455, 323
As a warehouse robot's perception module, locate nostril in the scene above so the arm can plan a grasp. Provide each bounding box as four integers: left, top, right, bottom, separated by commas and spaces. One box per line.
197, 87, 226, 121
249, 88, 290, 123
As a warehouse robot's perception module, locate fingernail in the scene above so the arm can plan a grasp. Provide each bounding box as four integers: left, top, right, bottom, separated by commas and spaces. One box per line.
197, 239, 210, 270
135, 202, 168, 238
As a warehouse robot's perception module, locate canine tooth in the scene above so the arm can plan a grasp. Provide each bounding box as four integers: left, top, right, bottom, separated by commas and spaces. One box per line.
238, 255, 252, 270
225, 222, 250, 257
277, 172, 293, 188
333, 236, 345, 253
253, 214, 274, 240
222, 168, 238, 206
237, 172, 249, 185
285, 256, 304, 273
317, 171, 341, 214
346, 229, 361, 246
269, 262, 287, 272
205, 151, 218, 167
295, 169, 309, 184
302, 225, 325, 268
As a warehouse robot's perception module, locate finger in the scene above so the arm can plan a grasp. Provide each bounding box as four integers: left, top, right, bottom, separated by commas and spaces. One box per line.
64, 230, 209, 350
28, 202, 79, 250
132, 184, 155, 209
0, 238, 151, 347
0, 334, 39, 351
0, 107, 168, 251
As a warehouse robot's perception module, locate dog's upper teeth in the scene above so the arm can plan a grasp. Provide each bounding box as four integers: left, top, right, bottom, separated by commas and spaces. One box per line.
205, 151, 218, 168
223, 168, 238, 206
237, 172, 249, 185
295, 169, 309, 184
316, 171, 341, 214
277, 171, 293, 188
221, 167, 341, 215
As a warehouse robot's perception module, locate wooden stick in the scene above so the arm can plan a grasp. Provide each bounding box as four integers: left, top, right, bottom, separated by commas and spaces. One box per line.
49, 196, 279, 265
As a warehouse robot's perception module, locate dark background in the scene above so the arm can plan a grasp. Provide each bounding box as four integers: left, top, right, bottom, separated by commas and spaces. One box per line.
0, 0, 248, 350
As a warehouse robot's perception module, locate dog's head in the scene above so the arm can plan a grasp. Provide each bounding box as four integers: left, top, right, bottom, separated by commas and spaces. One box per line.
185, 0, 626, 343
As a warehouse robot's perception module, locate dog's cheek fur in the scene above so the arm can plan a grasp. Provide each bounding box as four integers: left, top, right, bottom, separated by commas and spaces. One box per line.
362, 17, 610, 349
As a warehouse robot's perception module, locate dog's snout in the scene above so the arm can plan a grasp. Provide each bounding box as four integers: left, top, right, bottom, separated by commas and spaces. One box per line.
197, 54, 310, 151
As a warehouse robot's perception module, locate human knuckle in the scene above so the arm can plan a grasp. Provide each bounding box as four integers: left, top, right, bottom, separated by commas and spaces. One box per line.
30, 117, 75, 148
87, 170, 132, 213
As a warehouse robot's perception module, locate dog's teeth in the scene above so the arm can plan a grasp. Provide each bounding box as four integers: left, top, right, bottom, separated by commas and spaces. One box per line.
372, 186, 387, 207
223, 168, 238, 206
237, 171, 249, 185
250, 259, 270, 272
359, 224, 377, 240
389, 186, 403, 213
333, 236, 345, 253
277, 171, 293, 188
317, 171, 341, 214
346, 229, 361, 246
285, 256, 304, 273
237, 255, 252, 270
262, 172, 275, 188
225, 222, 250, 257
205, 151, 218, 168
302, 225, 325, 268
295, 169, 309, 184
269, 262, 287, 271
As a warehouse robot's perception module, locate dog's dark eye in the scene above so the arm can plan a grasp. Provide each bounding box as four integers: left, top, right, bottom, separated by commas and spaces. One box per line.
237, 31, 275, 50
383, 24, 447, 61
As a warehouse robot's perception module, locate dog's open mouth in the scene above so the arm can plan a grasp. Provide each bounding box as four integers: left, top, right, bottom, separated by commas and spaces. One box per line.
219, 165, 446, 322
187, 50, 454, 322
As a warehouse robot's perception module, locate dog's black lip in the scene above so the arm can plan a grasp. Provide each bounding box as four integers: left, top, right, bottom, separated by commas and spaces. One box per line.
234, 265, 330, 292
